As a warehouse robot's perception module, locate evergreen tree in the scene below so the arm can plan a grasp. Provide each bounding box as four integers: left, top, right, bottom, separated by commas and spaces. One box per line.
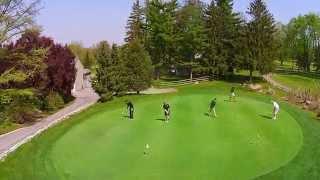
93, 41, 111, 96
203, 1, 220, 78
125, 0, 145, 43
123, 40, 153, 94
110, 44, 127, 95
176, 0, 206, 79
247, 0, 276, 81
145, 0, 178, 79
204, 0, 242, 78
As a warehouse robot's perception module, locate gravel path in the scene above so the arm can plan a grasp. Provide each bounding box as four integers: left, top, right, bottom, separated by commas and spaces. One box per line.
0, 87, 99, 160
263, 74, 292, 93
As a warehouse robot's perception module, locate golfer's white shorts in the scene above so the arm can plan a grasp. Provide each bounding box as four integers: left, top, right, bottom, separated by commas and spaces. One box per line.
274, 109, 279, 114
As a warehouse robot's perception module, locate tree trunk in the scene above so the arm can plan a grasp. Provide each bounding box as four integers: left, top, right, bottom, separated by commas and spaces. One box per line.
249, 70, 253, 83
155, 68, 160, 80
190, 68, 193, 80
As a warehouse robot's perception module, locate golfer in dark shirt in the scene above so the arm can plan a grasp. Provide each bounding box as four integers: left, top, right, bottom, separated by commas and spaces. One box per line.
208, 98, 217, 117
163, 102, 171, 123
126, 101, 134, 119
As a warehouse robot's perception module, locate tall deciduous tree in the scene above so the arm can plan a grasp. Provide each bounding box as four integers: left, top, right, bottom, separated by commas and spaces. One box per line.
0, 0, 41, 43
68, 42, 97, 70
286, 13, 320, 72
247, 0, 276, 81
9, 30, 76, 99
123, 40, 153, 94
0, 48, 47, 89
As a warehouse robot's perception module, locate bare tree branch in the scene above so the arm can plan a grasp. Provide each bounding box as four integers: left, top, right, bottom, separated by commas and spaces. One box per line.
0, 0, 41, 44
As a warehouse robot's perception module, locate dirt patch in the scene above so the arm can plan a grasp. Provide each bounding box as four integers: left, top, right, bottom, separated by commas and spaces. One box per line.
141, 87, 178, 95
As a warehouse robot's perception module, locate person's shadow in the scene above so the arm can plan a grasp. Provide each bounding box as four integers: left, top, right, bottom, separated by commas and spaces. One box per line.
259, 114, 272, 120
155, 118, 165, 122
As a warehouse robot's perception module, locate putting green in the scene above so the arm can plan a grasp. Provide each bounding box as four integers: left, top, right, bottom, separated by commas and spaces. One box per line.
0, 82, 303, 180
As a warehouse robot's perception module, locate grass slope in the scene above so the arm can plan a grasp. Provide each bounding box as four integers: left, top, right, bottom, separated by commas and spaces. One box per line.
0, 82, 304, 180
272, 73, 320, 93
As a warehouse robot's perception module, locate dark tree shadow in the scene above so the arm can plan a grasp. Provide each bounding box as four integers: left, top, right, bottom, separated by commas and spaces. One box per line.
259, 114, 272, 120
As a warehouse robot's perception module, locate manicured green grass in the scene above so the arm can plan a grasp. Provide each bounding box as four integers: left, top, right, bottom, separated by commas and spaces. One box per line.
0, 82, 308, 180
272, 73, 320, 93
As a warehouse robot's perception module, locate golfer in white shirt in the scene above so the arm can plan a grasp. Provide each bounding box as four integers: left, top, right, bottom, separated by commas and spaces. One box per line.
272, 101, 280, 120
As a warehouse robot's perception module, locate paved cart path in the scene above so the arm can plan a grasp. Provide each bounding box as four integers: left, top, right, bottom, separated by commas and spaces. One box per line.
0, 87, 99, 160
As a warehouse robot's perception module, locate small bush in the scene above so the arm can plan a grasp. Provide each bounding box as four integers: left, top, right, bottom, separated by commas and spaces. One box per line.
7, 103, 40, 124
116, 91, 127, 97
44, 91, 65, 111
100, 92, 113, 102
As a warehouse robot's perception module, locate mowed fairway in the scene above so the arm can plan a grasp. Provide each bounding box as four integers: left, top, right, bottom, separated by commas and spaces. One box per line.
0, 82, 303, 180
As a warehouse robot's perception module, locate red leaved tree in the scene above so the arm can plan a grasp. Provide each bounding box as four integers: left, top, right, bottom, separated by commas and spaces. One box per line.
8, 31, 76, 99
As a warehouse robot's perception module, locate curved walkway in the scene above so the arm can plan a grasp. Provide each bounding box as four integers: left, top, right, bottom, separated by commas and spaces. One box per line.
0, 87, 99, 160
263, 74, 292, 92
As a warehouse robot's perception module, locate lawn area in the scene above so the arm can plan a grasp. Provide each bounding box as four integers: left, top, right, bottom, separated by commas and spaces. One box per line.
1, 82, 318, 180
272, 73, 320, 93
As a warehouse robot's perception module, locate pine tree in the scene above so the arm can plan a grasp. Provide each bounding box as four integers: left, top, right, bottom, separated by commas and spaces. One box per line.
247, 0, 276, 81
93, 41, 111, 96
203, 1, 219, 78
110, 44, 127, 96
145, 0, 178, 79
125, 0, 145, 43
205, 0, 242, 77
176, 0, 206, 79
123, 40, 153, 94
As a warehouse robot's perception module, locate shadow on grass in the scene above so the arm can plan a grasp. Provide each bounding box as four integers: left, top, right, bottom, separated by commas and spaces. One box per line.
155, 118, 165, 121
259, 114, 272, 120
223, 74, 264, 84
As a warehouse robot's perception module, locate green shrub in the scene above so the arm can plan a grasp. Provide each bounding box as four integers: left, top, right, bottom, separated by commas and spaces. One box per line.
0, 89, 42, 123
100, 92, 113, 102
44, 91, 65, 111
7, 102, 40, 124
0, 89, 38, 106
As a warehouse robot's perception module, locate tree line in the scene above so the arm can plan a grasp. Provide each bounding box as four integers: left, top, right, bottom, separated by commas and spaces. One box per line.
92, 0, 277, 99
277, 13, 320, 72
124, 0, 277, 82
